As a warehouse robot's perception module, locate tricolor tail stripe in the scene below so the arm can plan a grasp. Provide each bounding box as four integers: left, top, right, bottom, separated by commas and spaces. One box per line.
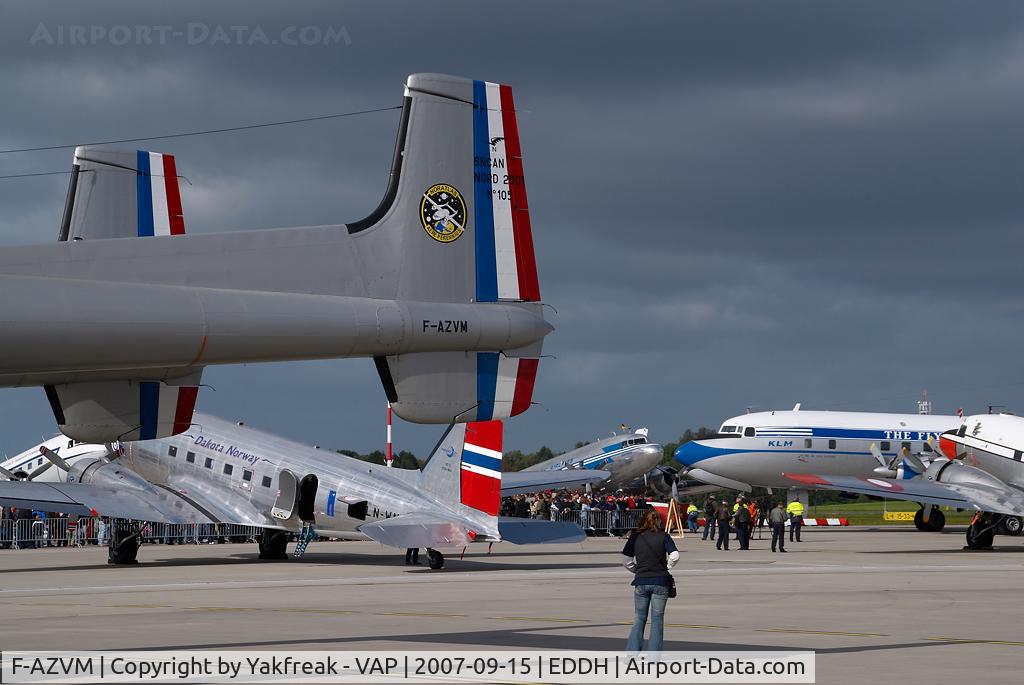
472, 80, 540, 303
460, 420, 503, 516
476, 352, 539, 421
136, 150, 186, 237
138, 382, 198, 440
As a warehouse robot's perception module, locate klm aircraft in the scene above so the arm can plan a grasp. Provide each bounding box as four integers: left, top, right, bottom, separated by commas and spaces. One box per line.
675, 407, 960, 514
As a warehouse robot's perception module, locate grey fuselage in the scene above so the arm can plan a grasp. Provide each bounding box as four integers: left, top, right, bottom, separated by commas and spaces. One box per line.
107, 412, 445, 539
523, 431, 662, 491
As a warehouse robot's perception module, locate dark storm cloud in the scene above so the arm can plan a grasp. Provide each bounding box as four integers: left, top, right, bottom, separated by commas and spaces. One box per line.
1, 1, 1022, 458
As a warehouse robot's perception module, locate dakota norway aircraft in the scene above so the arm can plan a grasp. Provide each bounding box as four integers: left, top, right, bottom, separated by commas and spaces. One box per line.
0, 73, 550, 441
674, 407, 960, 525
0, 413, 585, 567
507, 427, 662, 495
785, 413, 1024, 549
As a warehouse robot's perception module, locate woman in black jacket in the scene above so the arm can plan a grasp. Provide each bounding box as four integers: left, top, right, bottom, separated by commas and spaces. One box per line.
622, 510, 679, 654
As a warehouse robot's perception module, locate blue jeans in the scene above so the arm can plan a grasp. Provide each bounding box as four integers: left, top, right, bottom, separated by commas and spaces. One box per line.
626, 584, 669, 654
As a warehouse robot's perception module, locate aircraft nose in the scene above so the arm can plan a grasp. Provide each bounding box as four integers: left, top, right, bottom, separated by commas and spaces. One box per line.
674, 440, 708, 467
938, 431, 959, 459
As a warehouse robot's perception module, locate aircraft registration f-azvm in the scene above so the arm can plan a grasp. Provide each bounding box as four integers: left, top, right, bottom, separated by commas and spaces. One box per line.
0, 73, 550, 441
0, 413, 585, 568
674, 407, 961, 524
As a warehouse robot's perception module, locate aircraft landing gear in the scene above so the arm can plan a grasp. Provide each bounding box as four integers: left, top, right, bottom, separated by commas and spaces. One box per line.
914, 508, 946, 532
966, 514, 999, 550
426, 548, 444, 570
107, 520, 140, 565
998, 516, 1024, 536
258, 528, 289, 560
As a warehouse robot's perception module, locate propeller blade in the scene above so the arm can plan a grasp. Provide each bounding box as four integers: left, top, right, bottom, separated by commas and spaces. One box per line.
39, 446, 71, 472
0, 465, 16, 480
670, 476, 679, 502
27, 461, 55, 480
869, 443, 889, 469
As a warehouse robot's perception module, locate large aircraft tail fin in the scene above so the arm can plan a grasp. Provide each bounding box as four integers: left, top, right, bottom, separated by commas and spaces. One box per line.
417, 420, 503, 538
60, 146, 187, 241
357, 74, 545, 423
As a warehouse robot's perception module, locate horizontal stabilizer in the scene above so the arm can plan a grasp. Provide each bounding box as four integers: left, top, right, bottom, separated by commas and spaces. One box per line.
498, 518, 587, 544
63, 146, 186, 241
500, 469, 610, 496
358, 511, 481, 549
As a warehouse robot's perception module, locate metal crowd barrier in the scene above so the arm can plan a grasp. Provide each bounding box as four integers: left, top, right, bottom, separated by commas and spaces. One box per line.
0, 517, 264, 549
549, 507, 646, 535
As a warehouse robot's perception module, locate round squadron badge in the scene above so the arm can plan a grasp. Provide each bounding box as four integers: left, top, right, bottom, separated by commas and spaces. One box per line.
420, 183, 467, 243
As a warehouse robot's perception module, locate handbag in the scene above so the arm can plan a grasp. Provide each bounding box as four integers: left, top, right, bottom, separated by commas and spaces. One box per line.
667, 574, 677, 599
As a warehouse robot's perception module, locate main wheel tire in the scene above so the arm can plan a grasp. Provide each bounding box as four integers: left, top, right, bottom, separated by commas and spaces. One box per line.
927, 509, 946, 532
966, 523, 995, 550
107, 524, 140, 565
998, 516, 1024, 536
913, 509, 927, 531
426, 548, 444, 570
258, 528, 289, 560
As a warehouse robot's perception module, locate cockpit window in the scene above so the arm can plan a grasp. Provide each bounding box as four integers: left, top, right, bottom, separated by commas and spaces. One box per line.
720, 425, 737, 434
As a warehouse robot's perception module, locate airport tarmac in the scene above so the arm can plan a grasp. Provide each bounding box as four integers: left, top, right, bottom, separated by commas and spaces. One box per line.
1, 526, 1022, 684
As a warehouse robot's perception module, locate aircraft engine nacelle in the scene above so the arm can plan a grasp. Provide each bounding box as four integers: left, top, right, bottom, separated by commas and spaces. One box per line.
645, 466, 677, 498
926, 458, 1010, 490
66, 457, 151, 491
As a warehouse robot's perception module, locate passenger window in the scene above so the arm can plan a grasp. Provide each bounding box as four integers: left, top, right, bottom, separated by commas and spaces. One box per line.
186, 452, 195, 464
923, 442, 933, 453
901, 442, 911, 453
828, 439, 836, 449
204, 457, 213, 469
880, 441, 890, 451
243, 470, 253, 482
804, 438, 812, 449
223, 464, 233, 475
744, 427, 755, 437
1015, 451, 1022, 462
168, 446, 177, 457
958, 425, 967, 437
261, 476, 272, 488
67, 440, 74, 449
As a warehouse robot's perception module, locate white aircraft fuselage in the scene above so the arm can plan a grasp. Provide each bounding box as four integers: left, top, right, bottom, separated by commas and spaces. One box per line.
675, 410, 961, 490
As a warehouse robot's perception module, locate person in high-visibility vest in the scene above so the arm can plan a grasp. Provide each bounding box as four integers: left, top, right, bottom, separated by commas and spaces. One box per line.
686, 503, 699, 533
786, 499, 805, 542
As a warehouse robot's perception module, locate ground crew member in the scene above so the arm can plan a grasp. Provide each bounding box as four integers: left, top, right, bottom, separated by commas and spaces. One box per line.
715, 499, 732, 551
686, 503, 699, 533
770, 502, 787, 552
734, 500, 751, 550
702, 496, 717, 541
787, 498, 805, 542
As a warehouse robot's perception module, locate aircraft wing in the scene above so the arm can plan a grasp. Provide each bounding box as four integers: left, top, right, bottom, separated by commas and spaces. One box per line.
0, 480, 215, 524
500, 469, 610, 495
784, 473, 1024, 516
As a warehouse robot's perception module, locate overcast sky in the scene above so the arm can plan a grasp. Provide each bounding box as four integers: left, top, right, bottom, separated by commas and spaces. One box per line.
1, 1, 1022, 458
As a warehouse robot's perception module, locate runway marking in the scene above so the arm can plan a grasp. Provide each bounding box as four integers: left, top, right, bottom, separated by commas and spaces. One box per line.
758, 628, 888, 637
665, 623, 729, 629
925, 637, 1024, 647
105, 604, 172, 609
491, 616, 586, 623
381, 612, 467, 618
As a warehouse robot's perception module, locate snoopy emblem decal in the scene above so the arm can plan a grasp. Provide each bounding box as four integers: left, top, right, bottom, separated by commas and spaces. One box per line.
420, 183, 467, 243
